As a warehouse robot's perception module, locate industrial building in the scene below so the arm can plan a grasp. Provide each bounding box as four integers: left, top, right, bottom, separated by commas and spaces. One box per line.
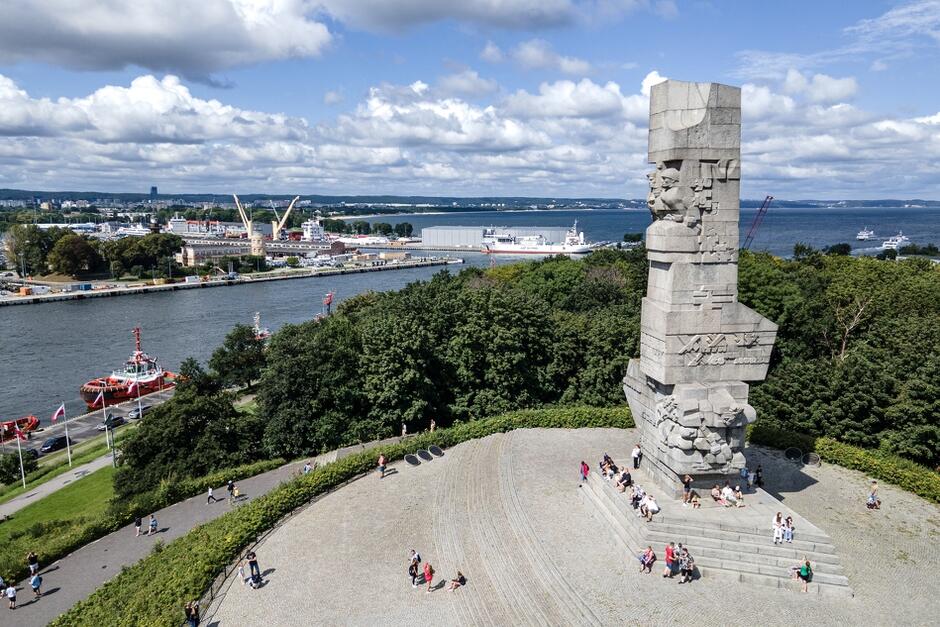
420, 225, 570, 249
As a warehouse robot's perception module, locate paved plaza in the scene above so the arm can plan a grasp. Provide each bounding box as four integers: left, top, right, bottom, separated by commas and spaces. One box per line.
207, 427, 940, 626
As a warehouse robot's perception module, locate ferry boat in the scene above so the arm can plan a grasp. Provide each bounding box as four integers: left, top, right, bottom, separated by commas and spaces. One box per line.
80, 328, 176, 409
0, 415, 40, 443
482, 222, 595, 255
856, 227, 875, 241
880, 232, 911, 250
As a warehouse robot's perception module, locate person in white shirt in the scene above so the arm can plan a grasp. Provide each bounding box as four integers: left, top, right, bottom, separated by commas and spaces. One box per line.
5, 584, 16, 610
721, 484, 737, 505
772, 512, 784, 544
632, 444, 642, 469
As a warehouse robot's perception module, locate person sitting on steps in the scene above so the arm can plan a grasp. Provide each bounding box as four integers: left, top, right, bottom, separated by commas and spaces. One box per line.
615, 469, 632, 493
711, 485, 728, 506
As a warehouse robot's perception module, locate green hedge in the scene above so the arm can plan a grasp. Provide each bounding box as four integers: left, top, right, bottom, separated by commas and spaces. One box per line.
748, 422, 940, 504
2, 458, 283, 586
52, 406, 632, 626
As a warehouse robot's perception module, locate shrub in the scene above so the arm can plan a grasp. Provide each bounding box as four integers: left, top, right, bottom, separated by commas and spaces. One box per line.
52, 406, 631, 626
748, 422, 940, 504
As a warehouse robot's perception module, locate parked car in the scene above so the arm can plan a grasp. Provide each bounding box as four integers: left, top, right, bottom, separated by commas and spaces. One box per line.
127, 404, 153, 420
39, 435, 72, 454
95, 414, 126, 431
24, 448, 40, 460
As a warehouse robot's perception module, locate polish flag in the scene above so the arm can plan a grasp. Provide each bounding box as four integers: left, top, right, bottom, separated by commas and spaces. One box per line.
14, 426, 27, 441
52, 403, 65, 423
127, 380, 139, 396
93, 390, 105, 407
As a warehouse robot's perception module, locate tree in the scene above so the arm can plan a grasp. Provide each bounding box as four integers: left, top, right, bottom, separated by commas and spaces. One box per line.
623, 232, 643, 242
394, 222, 414, 237
209, 324, 267, 389
372, 222, 393, 236
110, 260, 127, 279
47, 232, 102, 276
285, 256, 300, 268
0, 452, 37, 485
824, 243, 852, 256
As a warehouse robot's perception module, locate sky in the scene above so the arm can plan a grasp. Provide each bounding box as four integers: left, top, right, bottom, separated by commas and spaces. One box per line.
0, 0, 938, 199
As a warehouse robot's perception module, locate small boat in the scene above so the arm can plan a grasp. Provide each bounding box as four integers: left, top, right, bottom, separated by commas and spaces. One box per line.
856, 227, 875, 241
80, 328, 176, 409
0, 415, 40, 443
880, 232, 911, 250
253, 312, 271, 342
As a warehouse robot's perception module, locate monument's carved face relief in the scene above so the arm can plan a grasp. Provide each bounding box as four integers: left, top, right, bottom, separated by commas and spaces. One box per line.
624, 80, 778, 485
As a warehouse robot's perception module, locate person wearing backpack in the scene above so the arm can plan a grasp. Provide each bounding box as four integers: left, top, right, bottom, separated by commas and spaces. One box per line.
408, 549, 422, 588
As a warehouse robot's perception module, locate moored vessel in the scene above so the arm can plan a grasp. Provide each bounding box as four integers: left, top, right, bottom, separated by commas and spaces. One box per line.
482, 221, 596, 255
80, 328, 176, 409
0, 415, 40, 443
856, 227, 875, 241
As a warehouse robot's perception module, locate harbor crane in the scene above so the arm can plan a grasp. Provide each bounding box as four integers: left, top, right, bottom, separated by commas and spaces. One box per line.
742, 195, 774, 251
233, 194, 266, 256
270, 196, 301, 240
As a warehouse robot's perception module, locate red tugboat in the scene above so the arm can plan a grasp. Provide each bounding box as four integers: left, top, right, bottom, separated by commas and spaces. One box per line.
80, 328, 176, 409
0, 415, 40, 443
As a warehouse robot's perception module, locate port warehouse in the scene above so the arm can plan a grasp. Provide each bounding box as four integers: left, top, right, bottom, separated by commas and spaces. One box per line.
420, 226, 570, 248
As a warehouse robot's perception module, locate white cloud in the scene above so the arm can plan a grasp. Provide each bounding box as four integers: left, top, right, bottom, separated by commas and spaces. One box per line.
870, 59, 889, 71
2, 71, 940, 198
640, 70, 667, 97
324, 90, 344, 105
783, 69, 857, 103
0, 1, 331, 80
512, 39, 592, 75
480, 41, 504, 63
437, 70, 499, 97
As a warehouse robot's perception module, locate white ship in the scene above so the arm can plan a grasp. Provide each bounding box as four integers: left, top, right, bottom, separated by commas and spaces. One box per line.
856, 227, 875, 241
482, 222, 595, 255
880, 232, 911, 250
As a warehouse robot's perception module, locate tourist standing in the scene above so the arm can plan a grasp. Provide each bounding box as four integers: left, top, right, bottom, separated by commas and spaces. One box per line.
632, 444, 642, 469
430, 419, 436, 433
755, 465, 764, 489
783, 516, 794, 543
5, 582, 15, 610
134, 516, 142, 537
579, 460, 590, 485
678, 548, 695, 584
303, 461, 312, 475
26, 551, 39, 576
247, 551, 261, 581
682, 474, 693, 506
148, 514, 158, 536
226, 479, 234, 501
402, 423, 408, 437
409, 550, 422, 588
207, 486, 221, 504
663, 542, 676, 578
378, 454, 387, 479
184, 599, 200, 626
29, 573, 42, 599
867, 480, 881, 509
772, 512, 783, 544
423, 562, 435, 593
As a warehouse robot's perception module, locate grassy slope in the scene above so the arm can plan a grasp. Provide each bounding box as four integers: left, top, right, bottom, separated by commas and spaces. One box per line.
0, 465, 115, 578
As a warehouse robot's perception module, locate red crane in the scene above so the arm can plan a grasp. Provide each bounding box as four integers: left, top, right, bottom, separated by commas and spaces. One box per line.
743, 195, 774, 251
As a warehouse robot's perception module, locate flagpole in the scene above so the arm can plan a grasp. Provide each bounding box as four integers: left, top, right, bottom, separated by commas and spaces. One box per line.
63, 402, 72, 467
15, 430, 26, 489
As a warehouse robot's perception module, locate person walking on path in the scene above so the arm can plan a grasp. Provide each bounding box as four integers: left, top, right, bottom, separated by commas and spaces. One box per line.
682, 474, 693, 506
148, 514, 158, 536
226, 479, 234, 501
302, 461, 312, 475
408, 550, 422, 587
632, 444, 642, 470
185, 599, 200, 626
423, 562, 435, 593
678, 548, 695, 584
378, 454, 387, 479
134, 516, 142, 537
579, 461, 590, 485
232, 484, 241, 504
29, 573, 42, 600
207, 486, 221, 504
26, 551, 39, 576
663, 542, 676, 578
5, 582, 15, 610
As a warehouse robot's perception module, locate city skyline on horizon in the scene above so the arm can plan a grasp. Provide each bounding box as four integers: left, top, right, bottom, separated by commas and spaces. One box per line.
0, 1, 939, 199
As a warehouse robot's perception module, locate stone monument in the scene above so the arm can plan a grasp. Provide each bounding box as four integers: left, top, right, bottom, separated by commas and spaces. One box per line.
623, 80, 778, 492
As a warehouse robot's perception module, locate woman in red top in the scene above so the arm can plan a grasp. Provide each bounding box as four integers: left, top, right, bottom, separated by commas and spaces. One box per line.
424, 562, 435, 593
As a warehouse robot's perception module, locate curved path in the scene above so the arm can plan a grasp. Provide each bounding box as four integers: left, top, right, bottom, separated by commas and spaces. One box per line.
8, 434, 409, 626
208, 428, 940, 626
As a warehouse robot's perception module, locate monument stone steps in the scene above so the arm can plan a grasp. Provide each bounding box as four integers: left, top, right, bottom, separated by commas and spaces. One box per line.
648, 508, 833, 545
646, 521, 837, 554
582, 471, 853, 596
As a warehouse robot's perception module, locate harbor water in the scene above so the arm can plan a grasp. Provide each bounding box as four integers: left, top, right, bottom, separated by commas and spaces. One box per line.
2, 206, 938, 422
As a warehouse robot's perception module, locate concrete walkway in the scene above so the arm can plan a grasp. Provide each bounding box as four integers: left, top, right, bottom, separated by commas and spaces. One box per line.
0, 454, 113, 519
9, 433, 411, 627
